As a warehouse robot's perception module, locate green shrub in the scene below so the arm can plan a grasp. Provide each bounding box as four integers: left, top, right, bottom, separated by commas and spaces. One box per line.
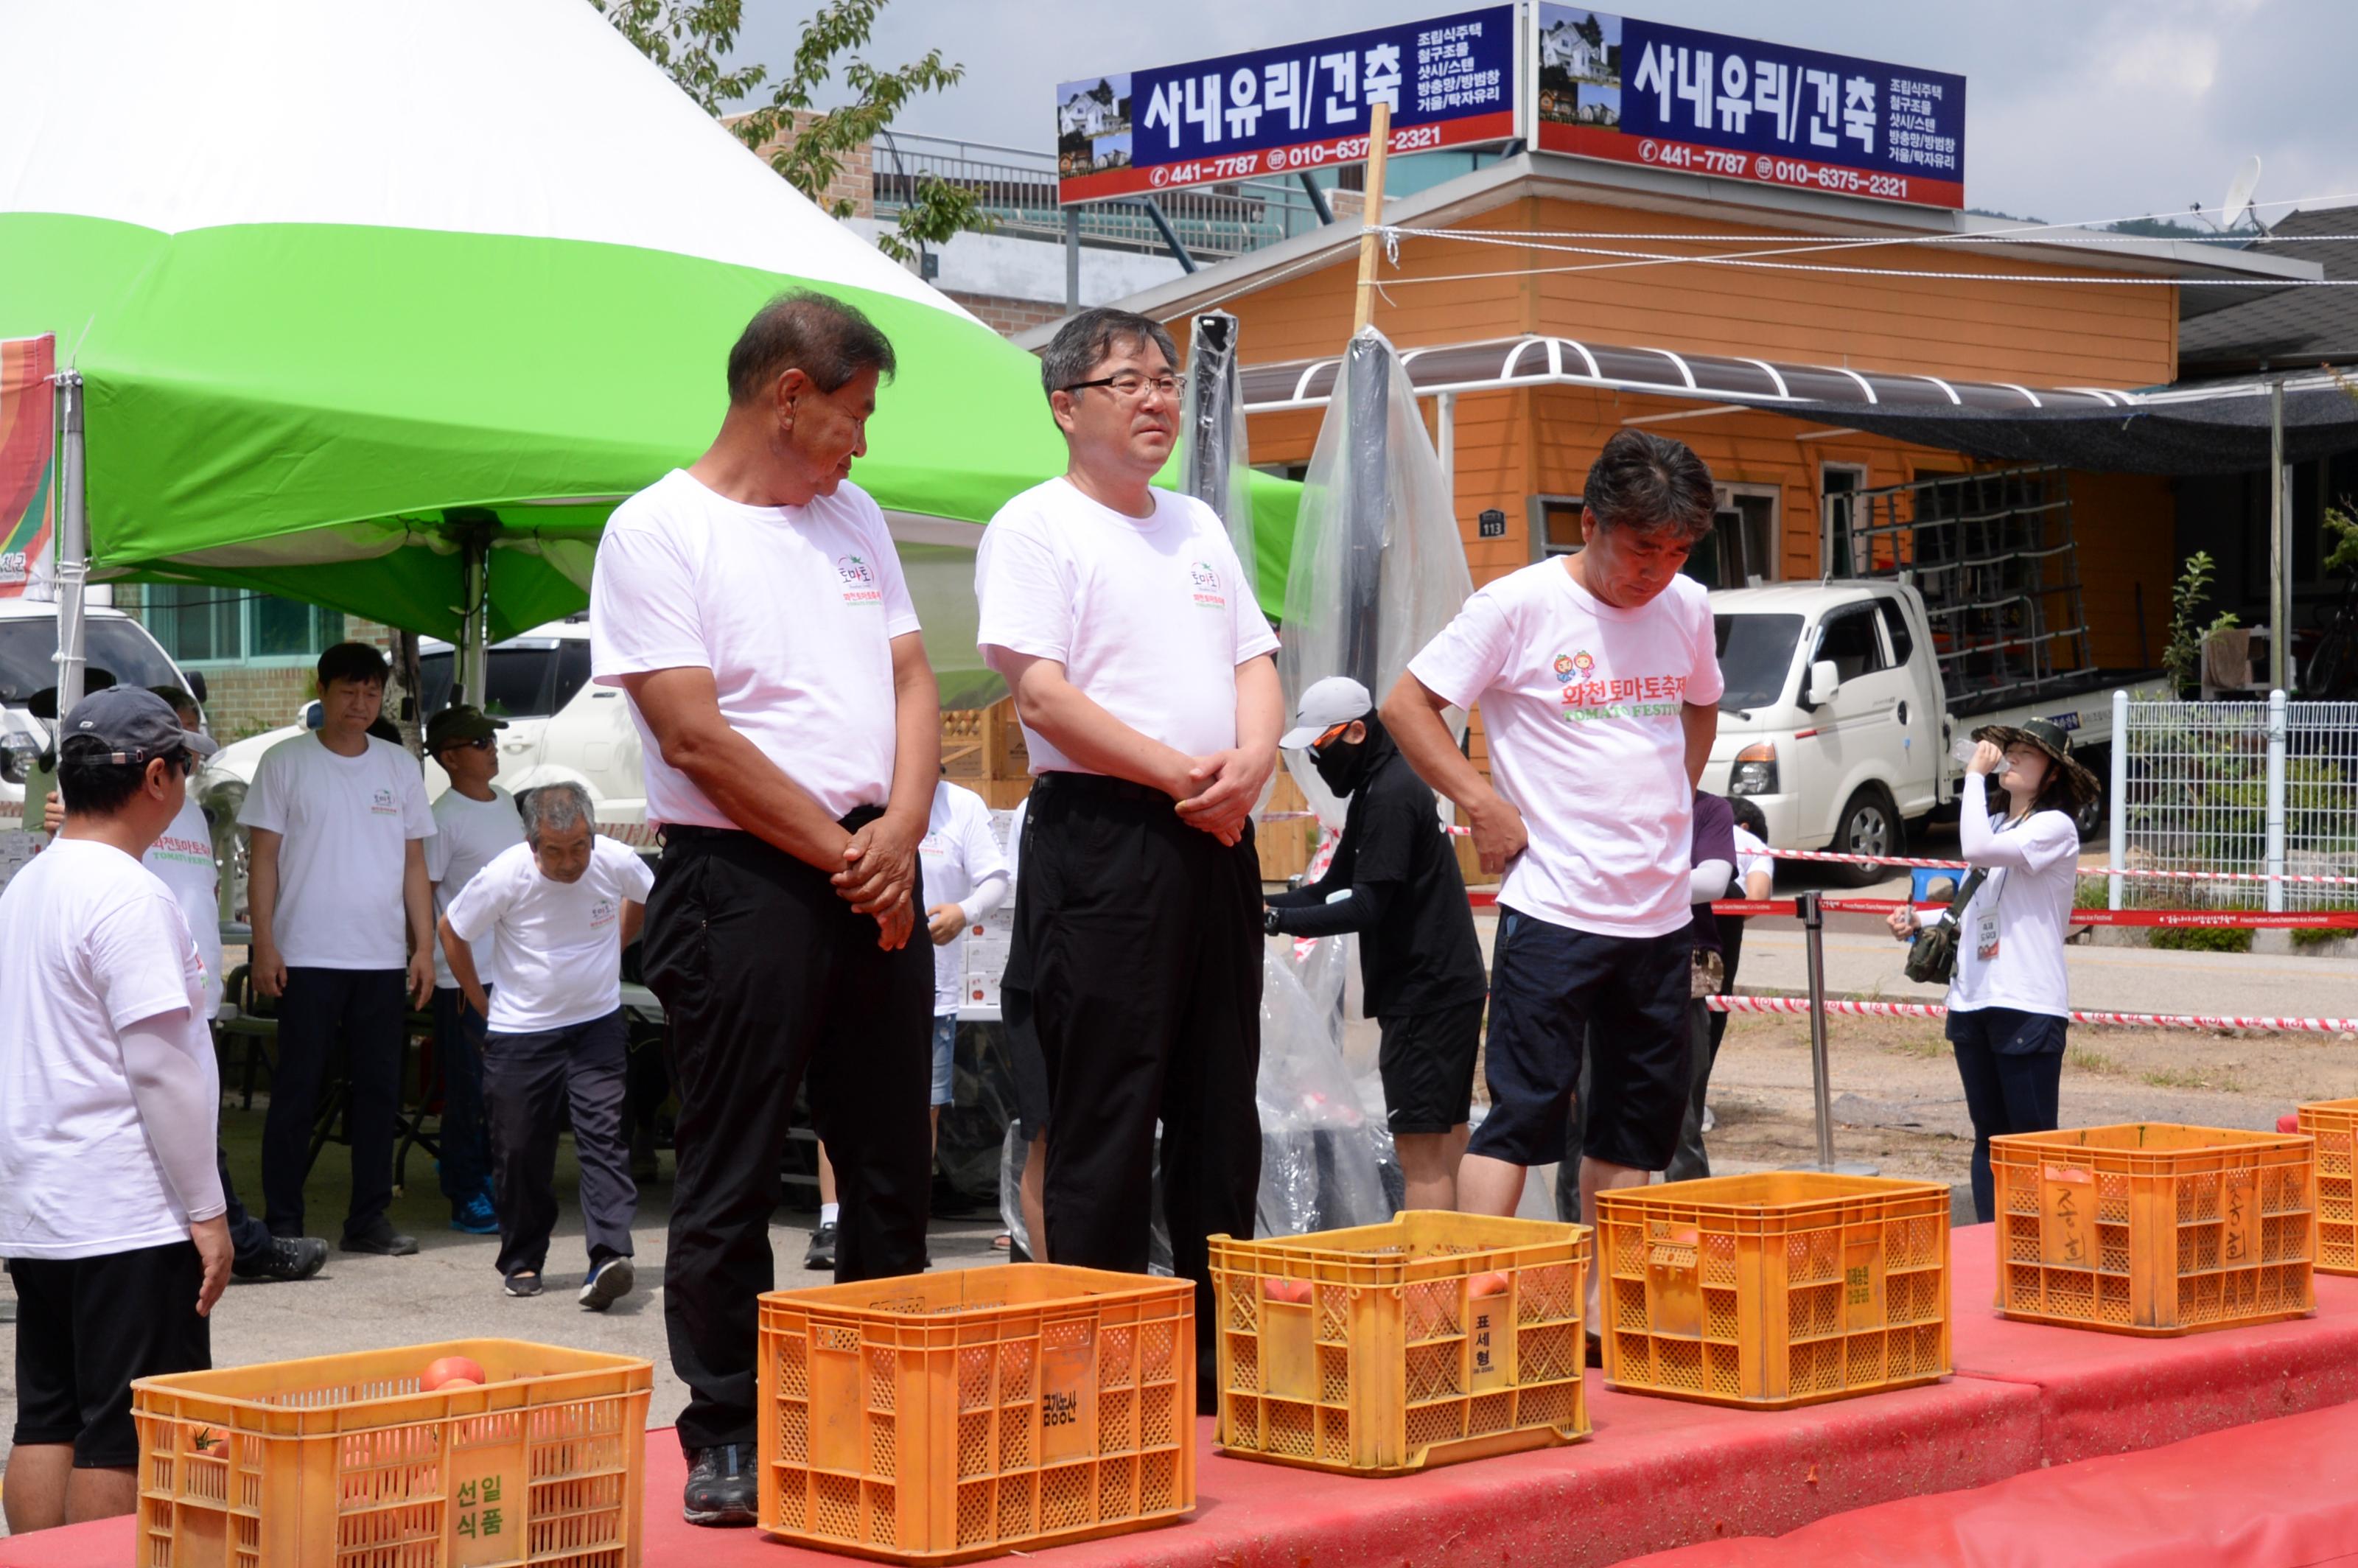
2290, 926, 2350, 951
2150, 925, 2253, 953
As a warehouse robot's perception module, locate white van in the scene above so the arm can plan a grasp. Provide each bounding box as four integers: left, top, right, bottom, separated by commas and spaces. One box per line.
1, 598, 204, 821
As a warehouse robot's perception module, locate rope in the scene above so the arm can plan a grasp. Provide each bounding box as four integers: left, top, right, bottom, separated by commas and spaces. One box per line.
1706, 993, 2358, 1034
1768, 846, 2358, 888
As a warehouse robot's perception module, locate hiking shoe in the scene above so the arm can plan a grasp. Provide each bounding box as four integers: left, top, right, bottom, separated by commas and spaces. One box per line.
803, 1221, 838, 1272
578, 1257, 635, 1312
504, 1270, 543, 1298
232, 1234, 329, 1283
682, 1443, 758, 1527
339, 1225, 419, 1257
450, 1193, 499, 1234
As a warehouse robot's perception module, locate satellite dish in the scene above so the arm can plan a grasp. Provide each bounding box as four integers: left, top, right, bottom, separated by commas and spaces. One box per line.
2221, 155, 2262, 231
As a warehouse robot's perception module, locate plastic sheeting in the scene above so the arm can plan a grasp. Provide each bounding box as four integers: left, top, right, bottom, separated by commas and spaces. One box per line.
997, 1121, 1174, 1274
1257, 946, 1396, 1236
1178, 310, 1259, 602
1278, 326, 1474, 829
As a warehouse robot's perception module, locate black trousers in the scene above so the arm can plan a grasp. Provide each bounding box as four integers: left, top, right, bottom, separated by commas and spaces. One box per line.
1948, 1007, 2068, 1222
1007, 774, 1262, 1403
643, 821, 933, 1453
483, 1009, 637, 1279
263, 966, 405, 1240
219, 1147, 273, 1267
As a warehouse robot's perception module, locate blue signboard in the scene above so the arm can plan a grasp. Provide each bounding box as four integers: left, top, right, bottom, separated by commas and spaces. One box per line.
1057, 7, 1517, 203
1537, 7, 1966, 208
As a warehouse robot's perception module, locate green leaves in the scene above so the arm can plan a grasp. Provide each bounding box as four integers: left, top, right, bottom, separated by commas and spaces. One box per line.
592, 0, 984, 267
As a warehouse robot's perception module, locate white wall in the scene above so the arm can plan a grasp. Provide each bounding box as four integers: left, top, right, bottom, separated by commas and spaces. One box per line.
847, 218, 1186, 307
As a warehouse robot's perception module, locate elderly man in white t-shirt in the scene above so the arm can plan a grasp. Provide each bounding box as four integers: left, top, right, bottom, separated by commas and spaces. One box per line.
1387, 428, 1723, 1254
976, 307, 1281, 1409
441, 783, 652, 1311
590, 291, 940, 1528
237, 641, 437, 1259
0, 687, 226, 1536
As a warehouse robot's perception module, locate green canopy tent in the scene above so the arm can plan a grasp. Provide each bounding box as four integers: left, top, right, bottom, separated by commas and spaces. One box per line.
0, 0, 1296, 715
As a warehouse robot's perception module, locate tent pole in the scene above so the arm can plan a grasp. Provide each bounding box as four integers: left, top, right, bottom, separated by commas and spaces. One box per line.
53, 370, 89, 713
1351, 102, 1393, 335
460, 531, 488, 709
1341, 332, 1390, 688
2269, 381, 2285, 693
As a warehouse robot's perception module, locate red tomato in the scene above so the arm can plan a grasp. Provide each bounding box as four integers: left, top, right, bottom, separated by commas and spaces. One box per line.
1262, 1278, 1313, 1304
1467, 1271, 1511, 1298
421, 1355, 488, 1391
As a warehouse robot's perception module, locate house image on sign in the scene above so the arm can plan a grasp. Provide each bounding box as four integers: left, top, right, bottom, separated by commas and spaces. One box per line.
1541, 13, 1617, 85
1057, 80, 1129, 140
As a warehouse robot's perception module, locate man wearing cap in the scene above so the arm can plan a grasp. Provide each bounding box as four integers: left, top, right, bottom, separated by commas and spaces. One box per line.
424, 705, 526, 1236
1265, 677, 1487, 1210
35, 687, 329, 1287
238, 641, 437, 1259
1885, 718, 2098, 1220
0, 689, 229, 1535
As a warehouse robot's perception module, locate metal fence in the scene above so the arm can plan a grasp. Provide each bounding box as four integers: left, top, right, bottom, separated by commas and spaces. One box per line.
2110, 691, 2358, 912
871, 132, 1331, 261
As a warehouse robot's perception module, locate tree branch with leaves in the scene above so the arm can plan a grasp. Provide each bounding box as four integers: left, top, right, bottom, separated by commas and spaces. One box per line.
592, 0, 987, 265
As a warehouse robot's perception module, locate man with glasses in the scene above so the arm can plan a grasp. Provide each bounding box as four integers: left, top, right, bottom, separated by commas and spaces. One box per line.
1264, 677, 1486, 1211
424, 705, 525, 1235
976, 307, 1280, 1409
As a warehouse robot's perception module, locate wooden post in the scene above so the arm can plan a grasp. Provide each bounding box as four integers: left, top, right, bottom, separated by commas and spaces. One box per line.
1351, 100, 1394, 336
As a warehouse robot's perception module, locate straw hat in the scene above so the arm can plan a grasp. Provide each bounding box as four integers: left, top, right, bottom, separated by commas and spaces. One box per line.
1968, 716, 2102, 808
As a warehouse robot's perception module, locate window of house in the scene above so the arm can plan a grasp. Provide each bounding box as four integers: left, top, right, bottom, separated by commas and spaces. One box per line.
1533, 494, 1585, 558
143, 586, 345, 667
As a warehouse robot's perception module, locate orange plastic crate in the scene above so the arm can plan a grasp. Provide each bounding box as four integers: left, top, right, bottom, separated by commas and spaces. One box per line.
130, 1338, 651, 1568
1207, 1211, 1589, 1477
1990, 1122, 2315, 1334
1593, 1173, 1951, 1410
2301, 1099, 2358, 1275
757, 1264, 1193, 1564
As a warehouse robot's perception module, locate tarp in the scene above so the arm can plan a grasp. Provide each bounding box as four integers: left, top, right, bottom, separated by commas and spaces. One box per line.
0, 0, 1296, 640
1772, 377, 2358, 475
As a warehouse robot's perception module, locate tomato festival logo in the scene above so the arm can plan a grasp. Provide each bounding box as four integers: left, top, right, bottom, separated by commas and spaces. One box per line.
370, 787, 399, 816
1552, 648, 1685, 722
1188, 559, 1226, 609
836, 553, 882, 606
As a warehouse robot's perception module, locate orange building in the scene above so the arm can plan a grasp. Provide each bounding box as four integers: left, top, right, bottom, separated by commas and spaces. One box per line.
1038, 154, 2315, 682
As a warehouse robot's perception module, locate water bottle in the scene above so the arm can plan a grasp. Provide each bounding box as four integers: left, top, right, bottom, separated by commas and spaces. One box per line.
1951, 737, 1981, 769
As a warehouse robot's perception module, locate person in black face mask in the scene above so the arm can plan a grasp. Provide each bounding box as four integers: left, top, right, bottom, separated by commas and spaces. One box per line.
1265, 678, 1488, 1209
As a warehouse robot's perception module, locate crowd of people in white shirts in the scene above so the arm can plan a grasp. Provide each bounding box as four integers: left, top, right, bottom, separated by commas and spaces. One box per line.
0, 291, 2092, 1539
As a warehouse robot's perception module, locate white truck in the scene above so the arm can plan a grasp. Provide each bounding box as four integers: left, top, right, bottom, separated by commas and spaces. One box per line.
1702, 578, 2166, 883
1, 596, 204, 824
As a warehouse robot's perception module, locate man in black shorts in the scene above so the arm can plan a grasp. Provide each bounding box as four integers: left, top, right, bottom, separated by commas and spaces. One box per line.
1264, 677, 1486, 1209
1, 688, 229, 1533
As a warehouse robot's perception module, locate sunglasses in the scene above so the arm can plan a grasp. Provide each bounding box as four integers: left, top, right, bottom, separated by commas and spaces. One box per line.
441, 735, 495, 754
1307, 721, 1354, 752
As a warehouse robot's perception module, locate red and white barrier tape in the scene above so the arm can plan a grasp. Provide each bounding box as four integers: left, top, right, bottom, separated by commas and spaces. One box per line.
1767, 845, 2358, 888
1706, 897, 2358, 930
1706, 994, 2358, 1034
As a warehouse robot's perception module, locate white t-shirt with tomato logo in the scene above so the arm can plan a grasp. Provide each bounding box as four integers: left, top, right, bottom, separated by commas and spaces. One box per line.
975, 478, 1277, 776
590, 469, 922, 828
237, 732, 435, 970
919, 780, 1009, 1014
444, 837, 656, 1035
1409, 560, 1722, 939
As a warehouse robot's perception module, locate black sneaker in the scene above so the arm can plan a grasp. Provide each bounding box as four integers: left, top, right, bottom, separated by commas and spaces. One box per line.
682, 1443, 758, 1527
803, 1221, 837, 1272
232, 1235, 329, 1283
578, 1257, 634, 1312
339, 1226, 420, 1257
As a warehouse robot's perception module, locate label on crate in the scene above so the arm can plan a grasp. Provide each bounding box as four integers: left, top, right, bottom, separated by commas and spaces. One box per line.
1646, 1239, 1703, 1340
1843, 1236, 1886, 1328
2041, 1164, 2095, 1269
1040, 1318, 1098, 1464
2222, 1169, 2258, 1267
1469, 1297, 1509, 1392
450, 1454, 517, 1568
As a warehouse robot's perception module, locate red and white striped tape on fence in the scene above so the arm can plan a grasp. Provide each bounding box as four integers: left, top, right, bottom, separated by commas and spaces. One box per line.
1705, 897, 2358, 929
1705, 994, 2358, 1034
1767, 846, 2358, 888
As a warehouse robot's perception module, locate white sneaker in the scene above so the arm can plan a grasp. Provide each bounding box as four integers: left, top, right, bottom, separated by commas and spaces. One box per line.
1700, 1105, 1717, 1133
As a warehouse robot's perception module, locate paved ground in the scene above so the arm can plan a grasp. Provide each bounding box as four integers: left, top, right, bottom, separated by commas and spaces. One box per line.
8, 822, 2355, 1532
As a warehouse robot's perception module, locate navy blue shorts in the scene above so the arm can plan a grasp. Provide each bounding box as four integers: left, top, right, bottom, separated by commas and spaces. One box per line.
1467, 909, 1693, 1171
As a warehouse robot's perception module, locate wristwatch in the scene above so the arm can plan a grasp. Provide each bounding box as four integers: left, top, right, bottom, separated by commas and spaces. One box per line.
1263, 907, 1284, 937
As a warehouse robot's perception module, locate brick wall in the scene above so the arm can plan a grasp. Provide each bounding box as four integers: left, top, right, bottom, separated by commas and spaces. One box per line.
947, 291, 1069, 337
728, 110, 873, 218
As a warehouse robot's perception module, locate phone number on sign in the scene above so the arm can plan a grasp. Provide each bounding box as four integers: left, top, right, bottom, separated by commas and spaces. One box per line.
1147, 125, 1449, 187
1635, 139, 1913, 201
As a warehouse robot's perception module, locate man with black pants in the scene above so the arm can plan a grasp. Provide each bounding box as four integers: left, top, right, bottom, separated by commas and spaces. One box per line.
239, 642, 437, 1258
592, 291, 937, 1527
976, 307, 1281, 1409
1264, 677, 1486, 1211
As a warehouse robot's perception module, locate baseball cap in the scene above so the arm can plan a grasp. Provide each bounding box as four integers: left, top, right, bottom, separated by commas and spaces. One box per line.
1278, 675, 1376, 750
426, 704, 508, 752
57, 685, 218, 763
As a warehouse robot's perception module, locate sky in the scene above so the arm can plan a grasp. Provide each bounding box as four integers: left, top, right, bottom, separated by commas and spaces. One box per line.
722, 0, 2358, 228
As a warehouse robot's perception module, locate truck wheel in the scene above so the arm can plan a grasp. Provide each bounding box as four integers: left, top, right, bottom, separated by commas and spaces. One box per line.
1831, 785, 1902, 888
